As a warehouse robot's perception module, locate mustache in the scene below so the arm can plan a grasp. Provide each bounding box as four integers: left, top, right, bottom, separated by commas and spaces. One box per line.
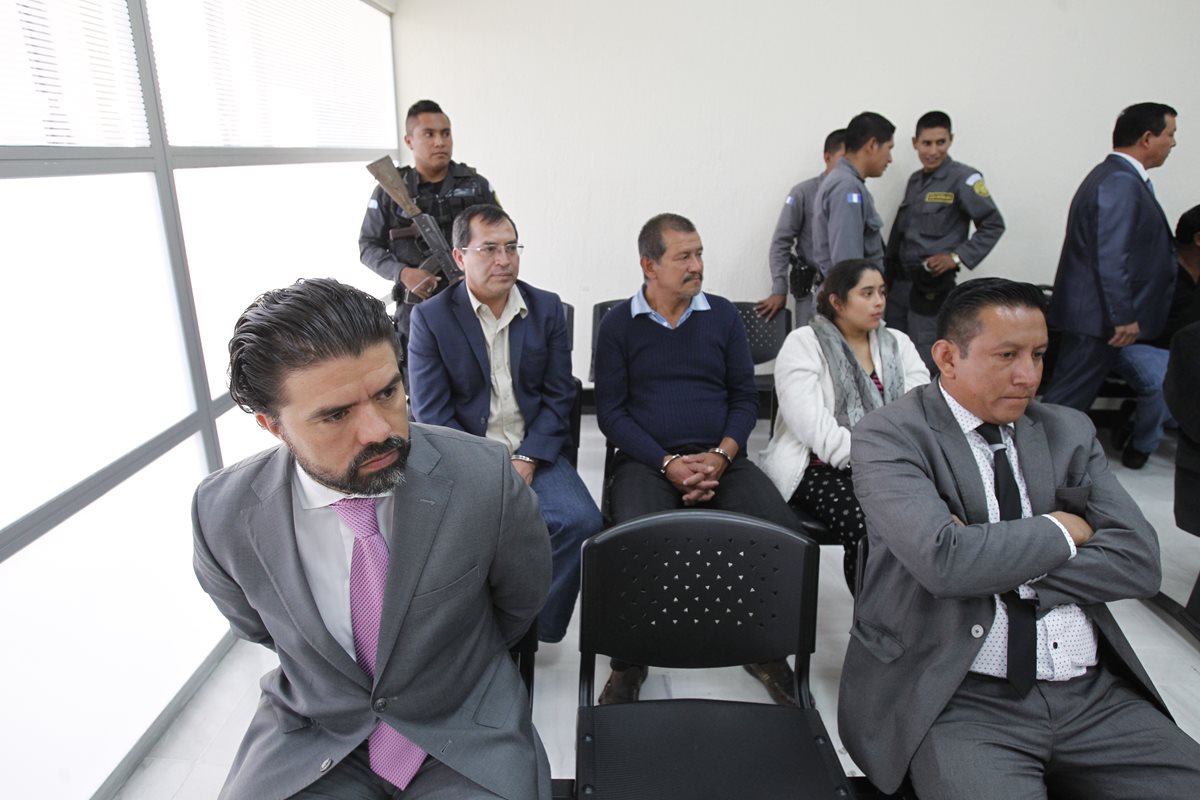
682, 273, 702, 283
349, 436, 410, 473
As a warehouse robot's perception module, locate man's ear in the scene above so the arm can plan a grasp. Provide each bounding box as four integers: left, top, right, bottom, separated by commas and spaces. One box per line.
452, 247, 466, 270
639, 256, 657, 282
256, 413, 283, 441
931, 339, 957, 378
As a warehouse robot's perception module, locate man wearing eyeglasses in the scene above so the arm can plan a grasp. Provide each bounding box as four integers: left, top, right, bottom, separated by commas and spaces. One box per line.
407, 204, 602, 645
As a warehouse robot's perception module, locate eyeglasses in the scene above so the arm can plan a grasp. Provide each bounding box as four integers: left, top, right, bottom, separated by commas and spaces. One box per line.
459, 243, 523, 257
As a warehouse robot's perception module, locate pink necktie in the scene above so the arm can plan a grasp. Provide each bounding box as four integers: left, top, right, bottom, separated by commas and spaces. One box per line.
332, 497, 427, 789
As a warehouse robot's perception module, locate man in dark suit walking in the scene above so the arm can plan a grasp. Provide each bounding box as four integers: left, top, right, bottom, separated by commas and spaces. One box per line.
841, 278, 1200, 799
193, 278, 552, 800
408, 204, 602, 644
1044, 102, 1178, 412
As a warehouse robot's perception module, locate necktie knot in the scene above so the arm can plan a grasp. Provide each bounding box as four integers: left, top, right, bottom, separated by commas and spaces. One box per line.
976, 422, 1005, 450
332, 497, 380, 540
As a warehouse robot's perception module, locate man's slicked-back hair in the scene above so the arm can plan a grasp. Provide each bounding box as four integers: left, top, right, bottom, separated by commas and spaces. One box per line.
228, 278, 397, 418
824, 128, 848, 154
452, 204, 519, 249
936, 277, 1047, 355
817, 259, 884, 320
915, 110, 952, 137
638, 213, 697, 261
1112, 102, 1177, 148
405, 99, 446, 134
844, 112, 896, 153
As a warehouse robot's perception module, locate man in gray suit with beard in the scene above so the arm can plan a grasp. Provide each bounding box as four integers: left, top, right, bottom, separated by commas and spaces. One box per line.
192, 278, 552, 800
841, 278, 1200, 799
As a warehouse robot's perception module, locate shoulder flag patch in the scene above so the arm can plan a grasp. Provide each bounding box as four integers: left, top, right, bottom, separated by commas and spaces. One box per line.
847, 192, 862, 204
785, 195, 796, 205
965, 172, 983, 186
368, 198, 379, 210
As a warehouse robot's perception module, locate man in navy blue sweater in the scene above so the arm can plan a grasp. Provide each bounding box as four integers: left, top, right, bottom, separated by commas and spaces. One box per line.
593, 212, 800, 706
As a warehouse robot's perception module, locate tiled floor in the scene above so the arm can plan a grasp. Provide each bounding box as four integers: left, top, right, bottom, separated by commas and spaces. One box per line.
115, 415, 1200, 798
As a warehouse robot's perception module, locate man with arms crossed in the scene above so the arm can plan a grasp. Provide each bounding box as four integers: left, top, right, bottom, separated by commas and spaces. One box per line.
408, 204, 602, 644
193, 278, 551, 800
841, 277, 1200, 798
757, 128, 846, 325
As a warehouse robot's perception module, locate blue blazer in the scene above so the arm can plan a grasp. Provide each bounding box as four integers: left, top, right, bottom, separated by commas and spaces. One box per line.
1049, 154, 1176, 339
408, 280, 575, 464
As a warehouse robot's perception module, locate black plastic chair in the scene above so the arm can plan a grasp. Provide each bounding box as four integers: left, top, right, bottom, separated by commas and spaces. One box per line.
576, 510, 852, 799
733, 302, 792, 436
589, 298, 625, 383
562, 302, 583, 467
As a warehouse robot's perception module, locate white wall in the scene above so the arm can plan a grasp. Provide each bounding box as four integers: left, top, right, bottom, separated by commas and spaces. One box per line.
390, 0, 1199, 379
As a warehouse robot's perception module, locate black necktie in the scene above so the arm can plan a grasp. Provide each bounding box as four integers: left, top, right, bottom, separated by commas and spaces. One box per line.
976, 422, 1036, 696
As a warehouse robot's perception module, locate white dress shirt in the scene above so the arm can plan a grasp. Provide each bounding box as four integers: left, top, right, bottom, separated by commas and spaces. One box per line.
466, 283, 528, 455
939, 385, 1098, 681
291, 463, 395, 659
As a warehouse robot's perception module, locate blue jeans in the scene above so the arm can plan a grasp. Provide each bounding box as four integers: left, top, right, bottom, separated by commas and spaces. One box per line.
1113, 344, 1176, 454
530, 454, 603, 643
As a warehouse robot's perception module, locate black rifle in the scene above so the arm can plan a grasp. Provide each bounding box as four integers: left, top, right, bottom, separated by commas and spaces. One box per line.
366, 156, 464, 305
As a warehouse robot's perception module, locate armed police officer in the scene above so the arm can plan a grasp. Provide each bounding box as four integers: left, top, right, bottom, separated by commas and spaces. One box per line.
885, 111, 1005, 373
757, 128, 846, 326
359, 99, 498, 362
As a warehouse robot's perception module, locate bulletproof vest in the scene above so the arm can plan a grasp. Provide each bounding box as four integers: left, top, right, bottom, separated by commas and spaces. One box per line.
389, 165, 487, 259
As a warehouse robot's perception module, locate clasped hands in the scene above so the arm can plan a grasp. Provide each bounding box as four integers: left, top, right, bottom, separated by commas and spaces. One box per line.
663, 452, 730, 506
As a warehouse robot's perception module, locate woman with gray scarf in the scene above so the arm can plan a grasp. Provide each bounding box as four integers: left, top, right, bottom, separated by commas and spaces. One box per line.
760, 259, 930, 591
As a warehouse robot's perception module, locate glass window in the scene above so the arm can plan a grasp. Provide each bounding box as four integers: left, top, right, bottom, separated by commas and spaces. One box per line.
217, 404, 278, 467
0, 173, 195, 529
175, 160, 390, 399
0, 434, 225, 800
0, 0, 149, 147
144, 0, 396, 147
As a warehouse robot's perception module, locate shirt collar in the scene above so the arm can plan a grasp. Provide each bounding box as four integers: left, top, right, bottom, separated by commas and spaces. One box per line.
1111, 151, 1150, 182
937, 380, 1014, 438
629, 287, 710, 317
837, 158, 864, 181
465, 282, 527, 321
293, 456, 391, 510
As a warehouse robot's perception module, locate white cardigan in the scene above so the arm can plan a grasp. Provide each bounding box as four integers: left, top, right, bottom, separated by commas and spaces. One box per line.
758, 324, 930, 501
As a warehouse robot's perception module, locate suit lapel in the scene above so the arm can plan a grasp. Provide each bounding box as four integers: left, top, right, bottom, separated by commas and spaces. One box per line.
922, 384, 990, 524
509, 288, 527, 381
373, 426, 453, 680
1014, 414, 1055, 515
244, 449, 367, 688
450, 283, 490, 380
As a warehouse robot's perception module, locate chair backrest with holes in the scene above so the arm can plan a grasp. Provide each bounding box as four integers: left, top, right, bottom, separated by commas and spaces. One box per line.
579, 510, 818, 669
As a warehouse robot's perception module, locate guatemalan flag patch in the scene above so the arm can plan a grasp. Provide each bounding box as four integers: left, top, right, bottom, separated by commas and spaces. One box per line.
847, 192, 862, 204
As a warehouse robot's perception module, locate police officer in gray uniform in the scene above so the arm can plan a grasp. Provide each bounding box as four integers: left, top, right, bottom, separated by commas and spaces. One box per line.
885, 111, 1005, 373
812, 112, 896, 275
757, 129, 846, 326
359, 99, 498, 358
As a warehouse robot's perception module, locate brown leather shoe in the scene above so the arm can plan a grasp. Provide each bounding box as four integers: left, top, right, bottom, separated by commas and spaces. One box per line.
598, 665, 648, 704
744, 659, 799, 707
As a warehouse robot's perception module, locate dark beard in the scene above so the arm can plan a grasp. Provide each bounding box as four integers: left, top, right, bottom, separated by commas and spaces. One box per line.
298, 435, 410, 495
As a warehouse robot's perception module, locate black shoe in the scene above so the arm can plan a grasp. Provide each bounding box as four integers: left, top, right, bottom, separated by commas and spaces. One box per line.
743, 660, 799, 707
1121, 444, 1151, 470
1113, 421, 1134, 453
598, 665, 647, 704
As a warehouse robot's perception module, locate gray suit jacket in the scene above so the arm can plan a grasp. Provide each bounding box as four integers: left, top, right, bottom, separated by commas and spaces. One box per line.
193, 424, 552, 800
839, 384, 1165, 793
